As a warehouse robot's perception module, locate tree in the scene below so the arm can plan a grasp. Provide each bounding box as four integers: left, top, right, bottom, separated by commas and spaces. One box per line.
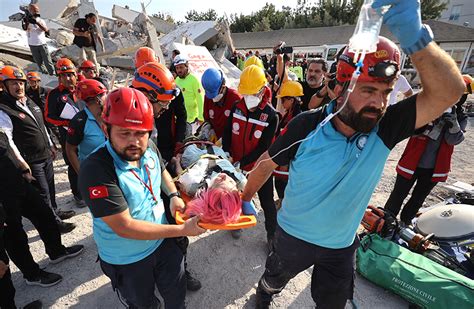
420, 0, 448, 20
185, 9, 219, 21
252, 17, 271, 32
230, 13, 256, 32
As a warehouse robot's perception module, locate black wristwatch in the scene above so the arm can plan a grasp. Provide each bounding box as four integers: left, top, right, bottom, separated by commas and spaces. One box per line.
168, 191, 181, 199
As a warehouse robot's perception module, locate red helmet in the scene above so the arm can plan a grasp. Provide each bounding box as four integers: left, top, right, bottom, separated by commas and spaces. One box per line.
26, 71, 41, 81
1, 66, 27, 82
56, 58, 76, 75
79, 60, 96, 70
336, 36, 400, 83
102, 87, 154, 131
132, 62, 179, 102
76, 79, 107, 101
135, 47, 158, 68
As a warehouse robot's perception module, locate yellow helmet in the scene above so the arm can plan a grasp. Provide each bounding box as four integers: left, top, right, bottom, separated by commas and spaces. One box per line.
238, 65, 267, 95
276, 81, 304, 98
244, 56, 264, 69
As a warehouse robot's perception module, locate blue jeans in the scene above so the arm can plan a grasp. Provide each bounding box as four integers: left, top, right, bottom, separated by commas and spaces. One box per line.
29, 44, 55, 75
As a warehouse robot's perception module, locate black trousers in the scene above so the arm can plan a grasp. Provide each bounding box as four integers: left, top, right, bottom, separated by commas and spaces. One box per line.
257, 225, 358, 309
274, 177, 287, 200
258, 176, 277, 239
99, 238, 186, 309
0, 233, 15, 309
59, 127, 80, 198
162, 193, 189, 269
1, 182, 66, 279
30, 157, 60, 222
384, 168, 437, 225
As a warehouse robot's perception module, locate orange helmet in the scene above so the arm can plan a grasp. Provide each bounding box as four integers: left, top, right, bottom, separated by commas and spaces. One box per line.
79, 60, 96, 70
135, 47, 158, 68
1, 66, 27, 82
337, 36, 400, 83
76, 79, 107, 101
56, 58, 76, 75
462, 74, 473, 94
132, 62, 179, 102
26, 71, 41, 81
102, 87, 154, 131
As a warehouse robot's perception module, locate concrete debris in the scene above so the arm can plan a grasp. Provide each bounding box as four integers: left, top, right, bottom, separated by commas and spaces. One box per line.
1, 0, 239, 89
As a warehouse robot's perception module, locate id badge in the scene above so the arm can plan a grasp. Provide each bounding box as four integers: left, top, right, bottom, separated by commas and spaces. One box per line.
152, 199, 165, 220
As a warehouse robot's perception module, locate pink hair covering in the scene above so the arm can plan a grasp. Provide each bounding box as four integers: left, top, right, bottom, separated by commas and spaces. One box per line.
185, 188, 242, 224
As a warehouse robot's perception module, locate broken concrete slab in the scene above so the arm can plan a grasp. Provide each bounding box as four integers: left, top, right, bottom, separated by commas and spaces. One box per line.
160, 21, 219, 49
112, 4, 175, 35
100, 56, 134, 70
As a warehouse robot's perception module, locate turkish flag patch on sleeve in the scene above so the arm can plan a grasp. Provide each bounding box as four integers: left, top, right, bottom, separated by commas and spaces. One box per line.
89, 186, 109, 199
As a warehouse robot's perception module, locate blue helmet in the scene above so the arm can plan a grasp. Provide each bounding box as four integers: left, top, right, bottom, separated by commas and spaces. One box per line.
201, 68, 224, 99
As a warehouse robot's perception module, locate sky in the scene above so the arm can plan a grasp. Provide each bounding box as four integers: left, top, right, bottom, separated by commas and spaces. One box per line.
0, 0, 299, 22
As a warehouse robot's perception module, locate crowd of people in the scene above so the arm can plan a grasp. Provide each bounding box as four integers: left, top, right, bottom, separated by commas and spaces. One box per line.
0, 0, 471, 308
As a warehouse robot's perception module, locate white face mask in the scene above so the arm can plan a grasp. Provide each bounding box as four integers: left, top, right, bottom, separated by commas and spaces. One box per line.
212, 93, 224, 102
244, 95, 260, 109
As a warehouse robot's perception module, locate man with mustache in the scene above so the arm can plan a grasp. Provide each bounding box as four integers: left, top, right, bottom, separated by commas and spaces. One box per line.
242, 0, 466, 307
299, 58, 330, 111
78, 87, 205, 308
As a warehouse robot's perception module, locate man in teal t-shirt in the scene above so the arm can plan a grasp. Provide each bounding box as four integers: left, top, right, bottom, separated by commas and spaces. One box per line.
173, 55, 205, 124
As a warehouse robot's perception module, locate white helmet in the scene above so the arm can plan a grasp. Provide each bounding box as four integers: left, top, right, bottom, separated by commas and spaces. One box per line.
173, 55, 188, 66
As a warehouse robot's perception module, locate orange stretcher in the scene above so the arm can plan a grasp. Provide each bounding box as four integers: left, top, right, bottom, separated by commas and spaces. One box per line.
175, 211, 257, 231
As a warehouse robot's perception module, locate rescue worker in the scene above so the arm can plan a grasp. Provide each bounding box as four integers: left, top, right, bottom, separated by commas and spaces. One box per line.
78, 87, 206, 308
25, 71, 47, 111
223, 65, 278, 244
173, 55, 205, 128
0, 66, 75, 232
132, 62, 202, 291
242, 0, 465, 306
201, 67, 241, 140
273, 81, 303, 201
66, 79, 107, 176
135, 46, 158, 68
244, 55, 264, 70
78, 60, 108, 89
45, 58, 84, 207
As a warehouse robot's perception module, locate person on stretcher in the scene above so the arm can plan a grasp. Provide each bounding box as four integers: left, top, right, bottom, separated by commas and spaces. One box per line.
172, 143, 256, 225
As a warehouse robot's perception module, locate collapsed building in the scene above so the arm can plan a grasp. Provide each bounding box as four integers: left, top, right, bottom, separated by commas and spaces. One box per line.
0, 0, 239, 89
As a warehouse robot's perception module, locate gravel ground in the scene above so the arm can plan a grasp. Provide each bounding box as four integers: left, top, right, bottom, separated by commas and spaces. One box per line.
11, 118, 474, 308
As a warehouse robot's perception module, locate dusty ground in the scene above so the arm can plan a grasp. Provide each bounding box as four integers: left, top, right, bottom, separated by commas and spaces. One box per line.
11, 118, 474, 308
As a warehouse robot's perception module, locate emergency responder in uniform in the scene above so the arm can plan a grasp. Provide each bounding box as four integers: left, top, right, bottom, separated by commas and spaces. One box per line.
242, 0, 465, 306
132, 62, 202, 291
78, 60, 109, 89
173, 55, 205, 128
223, 64, 278, 244
45, 58, 84, 206
134, 46, 159, 69
201, 68, 241, 140
0, 66, 75, 232
0, 118, 83, 290
78, 87, 206, 308
66, 79, 107, 178
272, 81, 303, 201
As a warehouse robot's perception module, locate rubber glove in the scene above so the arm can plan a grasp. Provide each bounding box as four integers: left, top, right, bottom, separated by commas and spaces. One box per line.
372, 0, 422, 49
242, 200, 257, 216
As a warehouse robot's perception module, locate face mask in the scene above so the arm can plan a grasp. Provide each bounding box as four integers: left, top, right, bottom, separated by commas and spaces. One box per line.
212, 93, 224, 102
244, 95, 260, 109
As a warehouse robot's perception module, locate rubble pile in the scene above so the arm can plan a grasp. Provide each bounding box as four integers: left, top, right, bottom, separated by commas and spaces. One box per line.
0, 0, 239, 89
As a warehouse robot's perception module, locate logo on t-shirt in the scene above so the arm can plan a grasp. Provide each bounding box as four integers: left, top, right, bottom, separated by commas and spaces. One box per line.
356, 134, 369, 150
147, 157, 156, 170
61, 95, 69, 102
89, 186, 109, 199
18, 113, 26, 119
260, 113, 268, 122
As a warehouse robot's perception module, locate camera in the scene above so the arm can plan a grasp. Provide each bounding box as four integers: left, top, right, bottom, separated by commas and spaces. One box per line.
275, 42, 293, 55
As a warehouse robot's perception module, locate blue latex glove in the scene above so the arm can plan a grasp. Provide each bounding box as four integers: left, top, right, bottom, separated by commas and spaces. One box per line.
242, 200, 257, 216
372, 0, 422, 49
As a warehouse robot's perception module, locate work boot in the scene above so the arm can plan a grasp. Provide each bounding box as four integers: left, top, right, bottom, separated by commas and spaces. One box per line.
185, 270, 202, 291
230, 229, 242, 239
74, 196, 87, 208
56, 209, 76, 220
255, 287, 272, 309
57, 221, 76, 234
23, 300, 43, 309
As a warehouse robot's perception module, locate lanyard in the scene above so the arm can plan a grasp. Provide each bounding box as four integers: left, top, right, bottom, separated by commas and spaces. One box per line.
130, 166, 157, 202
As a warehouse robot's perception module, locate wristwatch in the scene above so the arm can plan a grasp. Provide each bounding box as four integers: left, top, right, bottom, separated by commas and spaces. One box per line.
402, 24, 434, 55
168, 191, 181, 199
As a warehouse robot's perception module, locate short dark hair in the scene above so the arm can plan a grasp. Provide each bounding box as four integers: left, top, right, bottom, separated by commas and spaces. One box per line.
85, 13, 96, 19
172, 49, 180, 56
308, 58, 328, 72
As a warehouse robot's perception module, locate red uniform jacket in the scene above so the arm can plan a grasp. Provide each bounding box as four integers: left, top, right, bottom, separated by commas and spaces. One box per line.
396, 135, 454, 182
203, 87, 241, 139
44, 84, 79, 128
